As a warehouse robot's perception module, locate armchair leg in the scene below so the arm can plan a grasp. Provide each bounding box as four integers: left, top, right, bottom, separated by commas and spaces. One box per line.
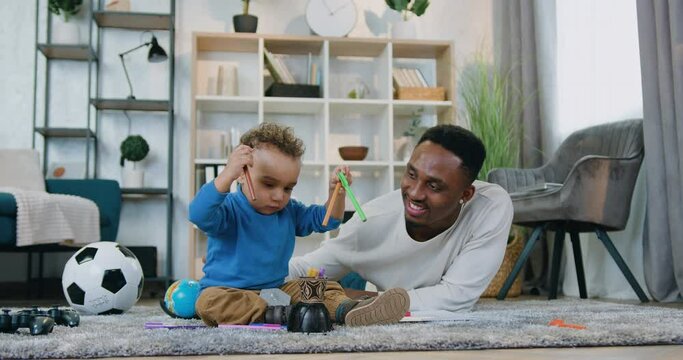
595, 229, 649, 302
497, 225, 544, 300
570, 231, 588, 298
548, 228, 566, 300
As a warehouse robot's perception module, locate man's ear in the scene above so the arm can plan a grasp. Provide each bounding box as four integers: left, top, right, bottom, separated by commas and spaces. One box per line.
461, 184, 476, 203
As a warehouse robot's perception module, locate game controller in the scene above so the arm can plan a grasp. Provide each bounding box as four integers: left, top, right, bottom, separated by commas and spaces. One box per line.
0, 309, 55, 335
18, 305, 80, 327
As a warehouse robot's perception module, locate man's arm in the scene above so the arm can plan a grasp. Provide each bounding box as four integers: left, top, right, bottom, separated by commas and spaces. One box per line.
289, 212, 361, 280
408, 195, 513, 311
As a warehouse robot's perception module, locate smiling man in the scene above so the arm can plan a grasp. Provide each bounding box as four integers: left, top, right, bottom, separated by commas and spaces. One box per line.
290, 125, 514, 312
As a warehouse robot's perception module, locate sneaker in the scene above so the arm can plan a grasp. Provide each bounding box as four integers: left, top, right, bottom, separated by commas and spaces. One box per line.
343, 288, 410, 326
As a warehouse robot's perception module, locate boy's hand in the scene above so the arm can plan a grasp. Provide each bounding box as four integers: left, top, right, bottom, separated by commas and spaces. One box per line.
325, 165, 351, 222
329, 165, 351, 193
214, 144, 253, 193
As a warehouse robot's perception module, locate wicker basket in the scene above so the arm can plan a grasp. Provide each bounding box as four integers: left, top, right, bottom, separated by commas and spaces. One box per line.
394, 87, 446, 101
481, 226, 525, 298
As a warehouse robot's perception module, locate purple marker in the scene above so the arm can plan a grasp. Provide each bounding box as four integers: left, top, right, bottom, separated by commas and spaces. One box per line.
145, 322, 207, 330
218, 323, 286, 331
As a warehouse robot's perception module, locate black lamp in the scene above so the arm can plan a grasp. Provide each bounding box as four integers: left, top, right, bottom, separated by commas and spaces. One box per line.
119, 33, 168, 99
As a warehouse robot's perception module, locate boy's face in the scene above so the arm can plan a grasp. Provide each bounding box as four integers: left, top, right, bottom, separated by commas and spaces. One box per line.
244, 144, 301, 215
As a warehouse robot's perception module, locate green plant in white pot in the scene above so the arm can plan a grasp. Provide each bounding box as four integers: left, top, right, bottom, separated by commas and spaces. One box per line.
385, 0, 430, 38
48, 0, 84, 44
394, 110, 428, 161
120, 135, 149, 188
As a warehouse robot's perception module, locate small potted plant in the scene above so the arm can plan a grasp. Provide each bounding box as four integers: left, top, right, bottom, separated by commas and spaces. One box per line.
233, 0, 257, 33
120, 135, 149, 188
394, 110, 427, 161
385, 0, 430, 38
48, 0, 84, 44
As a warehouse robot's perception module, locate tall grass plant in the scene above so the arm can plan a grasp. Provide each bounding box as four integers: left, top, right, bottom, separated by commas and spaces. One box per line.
461, 52, 521, 180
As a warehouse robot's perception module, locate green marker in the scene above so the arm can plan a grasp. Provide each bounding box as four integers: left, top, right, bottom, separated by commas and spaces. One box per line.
337, 171, 367, 222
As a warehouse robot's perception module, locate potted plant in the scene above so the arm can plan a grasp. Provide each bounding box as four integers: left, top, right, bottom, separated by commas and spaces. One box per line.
233, 0, 257, 33
48, 0, 84, 44
461, 51, 526, 297
120, 135, 149, 188
394, 111, 427, 161
385, 0, 430, 38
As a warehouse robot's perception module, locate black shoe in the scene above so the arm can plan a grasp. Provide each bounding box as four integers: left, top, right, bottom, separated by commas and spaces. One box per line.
264, 305, 291, 325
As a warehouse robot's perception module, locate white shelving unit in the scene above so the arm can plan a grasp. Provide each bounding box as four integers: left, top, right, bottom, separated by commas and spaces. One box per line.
189, 33, 455, 279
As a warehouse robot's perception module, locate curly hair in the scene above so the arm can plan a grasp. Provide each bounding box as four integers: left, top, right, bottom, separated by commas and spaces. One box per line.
240, 122, 305, 158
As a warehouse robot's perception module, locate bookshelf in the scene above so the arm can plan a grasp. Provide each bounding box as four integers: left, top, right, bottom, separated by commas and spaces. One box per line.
189, 33, 455, 279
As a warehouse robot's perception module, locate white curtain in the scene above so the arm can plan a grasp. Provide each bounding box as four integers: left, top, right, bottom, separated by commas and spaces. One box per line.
557, 0, 648, 300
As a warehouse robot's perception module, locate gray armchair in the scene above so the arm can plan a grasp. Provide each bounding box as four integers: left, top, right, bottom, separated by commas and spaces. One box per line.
489, 119, 648, 302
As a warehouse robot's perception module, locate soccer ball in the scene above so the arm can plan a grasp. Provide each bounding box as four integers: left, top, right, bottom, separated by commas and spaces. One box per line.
62, 242, 144, 315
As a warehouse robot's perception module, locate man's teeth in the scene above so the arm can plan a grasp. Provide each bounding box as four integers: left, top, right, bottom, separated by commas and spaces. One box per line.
408, 202, 424, 210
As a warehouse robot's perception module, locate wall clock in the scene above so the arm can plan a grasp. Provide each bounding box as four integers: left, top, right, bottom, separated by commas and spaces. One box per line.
306, 0, 357, 37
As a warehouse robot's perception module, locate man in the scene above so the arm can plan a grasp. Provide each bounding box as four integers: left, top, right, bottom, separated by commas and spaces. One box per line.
290, 125, 513, 312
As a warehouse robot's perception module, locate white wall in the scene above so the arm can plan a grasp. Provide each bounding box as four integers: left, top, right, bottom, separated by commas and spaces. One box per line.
0, 0, 494, 281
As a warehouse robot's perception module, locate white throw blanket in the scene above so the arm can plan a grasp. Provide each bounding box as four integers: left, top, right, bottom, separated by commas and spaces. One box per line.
0, 187, 100, 246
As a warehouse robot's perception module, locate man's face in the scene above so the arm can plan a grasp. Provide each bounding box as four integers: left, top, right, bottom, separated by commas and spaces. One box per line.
400, 141, 474, 240
244, 145, 301, 215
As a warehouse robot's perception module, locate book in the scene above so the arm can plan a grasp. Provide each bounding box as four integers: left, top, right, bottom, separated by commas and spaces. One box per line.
274, 54, 296, 84
263, 49, 284, 83
205, 165, 216, 183
414, 68, 429, 87
306, 52, 312, 84
310, 63, 318, 85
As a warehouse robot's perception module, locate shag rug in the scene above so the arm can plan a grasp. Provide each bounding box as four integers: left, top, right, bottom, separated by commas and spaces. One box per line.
1, 298, 682, 359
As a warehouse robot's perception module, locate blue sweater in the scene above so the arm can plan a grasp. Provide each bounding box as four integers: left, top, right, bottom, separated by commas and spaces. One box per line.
189, 182, 340, 290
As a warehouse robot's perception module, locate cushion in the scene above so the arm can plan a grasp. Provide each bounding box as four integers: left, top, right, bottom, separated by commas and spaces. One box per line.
0, 150, 46, 192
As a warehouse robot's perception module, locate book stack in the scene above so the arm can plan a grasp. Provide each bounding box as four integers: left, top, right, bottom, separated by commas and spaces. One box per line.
264, 48, 296, 84
264, 48, 321, 98
392, 67, 429, 88
392, 67, 445, 101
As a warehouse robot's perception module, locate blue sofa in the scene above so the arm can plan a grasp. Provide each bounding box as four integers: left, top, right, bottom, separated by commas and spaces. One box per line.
0, 179, 122, 246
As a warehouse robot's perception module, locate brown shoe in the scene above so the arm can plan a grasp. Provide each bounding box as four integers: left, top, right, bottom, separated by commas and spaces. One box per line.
343, 288, 410, 326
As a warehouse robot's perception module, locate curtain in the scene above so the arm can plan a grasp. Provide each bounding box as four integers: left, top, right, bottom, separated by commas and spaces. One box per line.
494, 0, 555, 294
494, 0, 545, 168
636, 0, 683, 302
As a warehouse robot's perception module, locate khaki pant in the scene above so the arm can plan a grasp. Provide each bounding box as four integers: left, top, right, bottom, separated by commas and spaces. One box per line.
195, 280, 349, 326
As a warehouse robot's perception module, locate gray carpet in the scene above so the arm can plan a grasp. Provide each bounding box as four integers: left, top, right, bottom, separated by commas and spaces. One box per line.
1, 298, 682, 359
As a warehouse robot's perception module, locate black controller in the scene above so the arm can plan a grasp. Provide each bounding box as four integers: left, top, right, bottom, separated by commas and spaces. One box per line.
18, 305, 80, 327
0, 309, 55, 335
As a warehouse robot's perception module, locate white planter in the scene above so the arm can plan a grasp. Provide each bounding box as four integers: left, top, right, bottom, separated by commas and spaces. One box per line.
122, 168, 144, 188
391, 20, 417, 39
393, 136, 415, 162
52, 18, 82, 44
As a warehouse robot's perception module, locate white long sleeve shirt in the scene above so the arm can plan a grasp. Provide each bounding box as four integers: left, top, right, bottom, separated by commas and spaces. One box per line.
289, 181, 513, 312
